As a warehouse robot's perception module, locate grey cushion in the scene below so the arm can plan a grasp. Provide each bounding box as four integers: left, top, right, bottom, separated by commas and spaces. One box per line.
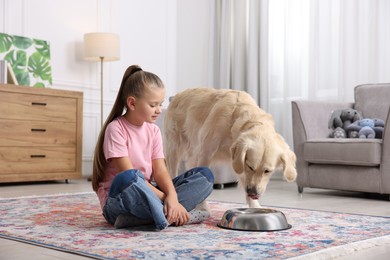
304, 138, 382, 166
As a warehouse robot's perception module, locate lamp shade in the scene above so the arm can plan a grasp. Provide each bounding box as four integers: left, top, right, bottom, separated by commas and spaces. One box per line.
84, 32, 120, 61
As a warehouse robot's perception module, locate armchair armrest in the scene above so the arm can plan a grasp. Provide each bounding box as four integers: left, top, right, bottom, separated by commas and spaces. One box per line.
380, 106, 390, 193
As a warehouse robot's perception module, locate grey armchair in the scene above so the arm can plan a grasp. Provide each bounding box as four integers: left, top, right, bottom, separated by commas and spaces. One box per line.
291, 83, 390, 198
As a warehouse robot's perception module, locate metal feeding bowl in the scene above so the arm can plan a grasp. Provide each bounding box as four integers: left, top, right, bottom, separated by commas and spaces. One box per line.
217, 208, 292, 232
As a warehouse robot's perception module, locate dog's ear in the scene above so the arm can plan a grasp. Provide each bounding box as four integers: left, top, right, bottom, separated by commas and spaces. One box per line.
279, 149, 297, 182
230, 139, 247, 174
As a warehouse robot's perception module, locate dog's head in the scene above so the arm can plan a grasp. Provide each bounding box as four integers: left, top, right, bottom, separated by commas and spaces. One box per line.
230, 130, 297, 200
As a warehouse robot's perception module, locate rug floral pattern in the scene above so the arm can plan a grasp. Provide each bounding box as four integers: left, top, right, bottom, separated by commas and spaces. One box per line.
0, 192, 389, 259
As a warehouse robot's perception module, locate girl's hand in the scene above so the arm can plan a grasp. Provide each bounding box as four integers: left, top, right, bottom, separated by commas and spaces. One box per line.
151, 158, 189, 226
164, 194, 189, 226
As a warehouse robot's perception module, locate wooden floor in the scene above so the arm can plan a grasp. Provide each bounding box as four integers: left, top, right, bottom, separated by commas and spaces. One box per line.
1, 177, 389, 259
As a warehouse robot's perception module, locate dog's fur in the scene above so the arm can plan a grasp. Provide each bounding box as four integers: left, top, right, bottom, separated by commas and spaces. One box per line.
163, 88, 297, 208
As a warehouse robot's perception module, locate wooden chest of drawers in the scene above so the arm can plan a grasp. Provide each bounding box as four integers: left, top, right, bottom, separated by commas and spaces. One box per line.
0, 84, 83, 183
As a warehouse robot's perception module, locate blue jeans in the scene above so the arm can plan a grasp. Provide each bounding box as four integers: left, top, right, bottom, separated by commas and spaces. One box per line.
102, 167, 214, 230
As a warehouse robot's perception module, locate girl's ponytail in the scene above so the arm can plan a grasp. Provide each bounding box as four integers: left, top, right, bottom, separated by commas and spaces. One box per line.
92, 65, 143, 192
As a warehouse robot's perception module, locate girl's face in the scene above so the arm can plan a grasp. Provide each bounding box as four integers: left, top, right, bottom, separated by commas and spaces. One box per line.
127, 86, 165, 125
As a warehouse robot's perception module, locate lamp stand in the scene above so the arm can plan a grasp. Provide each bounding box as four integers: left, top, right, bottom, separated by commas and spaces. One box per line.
100, 56, 104, 127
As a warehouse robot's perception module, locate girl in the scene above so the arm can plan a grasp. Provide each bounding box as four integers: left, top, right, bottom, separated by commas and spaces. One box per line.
92, 65, 214, 231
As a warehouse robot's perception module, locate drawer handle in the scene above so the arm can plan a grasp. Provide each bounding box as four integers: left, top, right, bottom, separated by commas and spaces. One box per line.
31, 128, 47, 132
31, 102, 47, 106
30, 155, 46, 158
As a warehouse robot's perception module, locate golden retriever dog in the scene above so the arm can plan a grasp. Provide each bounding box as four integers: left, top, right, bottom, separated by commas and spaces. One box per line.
163, 88, 297, 208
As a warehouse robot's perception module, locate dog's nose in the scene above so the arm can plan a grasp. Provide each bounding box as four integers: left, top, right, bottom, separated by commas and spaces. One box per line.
246, 186, 258, 196
246, 186, 260, 200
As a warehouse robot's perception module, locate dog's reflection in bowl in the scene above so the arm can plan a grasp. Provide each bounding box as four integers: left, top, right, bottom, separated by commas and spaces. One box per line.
217, 208, 292, 232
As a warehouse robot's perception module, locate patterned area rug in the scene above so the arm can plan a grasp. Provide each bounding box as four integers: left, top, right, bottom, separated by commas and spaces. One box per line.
0, 192, 389, 259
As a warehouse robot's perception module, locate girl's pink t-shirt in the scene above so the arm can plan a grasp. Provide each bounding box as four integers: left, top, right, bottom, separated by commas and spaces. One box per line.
97, 116, 164, 209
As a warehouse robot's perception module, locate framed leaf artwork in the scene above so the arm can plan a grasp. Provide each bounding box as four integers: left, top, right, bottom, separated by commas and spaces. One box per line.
0, 33, 52, 87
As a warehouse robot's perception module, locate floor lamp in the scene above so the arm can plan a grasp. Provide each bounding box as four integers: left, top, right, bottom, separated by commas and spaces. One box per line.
84, 32, 120, 127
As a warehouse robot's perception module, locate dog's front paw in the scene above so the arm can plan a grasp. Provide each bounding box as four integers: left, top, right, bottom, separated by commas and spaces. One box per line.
194, 200, 210, 212
247, 198, 262, 208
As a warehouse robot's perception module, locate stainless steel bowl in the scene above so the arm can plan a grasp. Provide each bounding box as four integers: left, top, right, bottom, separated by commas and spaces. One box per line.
217, 208, 292, 232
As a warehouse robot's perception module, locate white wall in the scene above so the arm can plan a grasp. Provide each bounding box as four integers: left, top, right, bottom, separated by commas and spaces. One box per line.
0, 0, 210, 177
